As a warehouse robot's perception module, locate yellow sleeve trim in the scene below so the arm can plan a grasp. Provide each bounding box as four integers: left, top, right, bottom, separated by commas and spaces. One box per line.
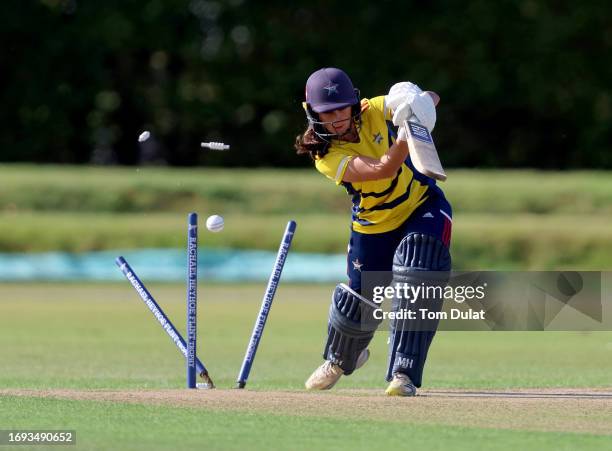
335, 155, 352, 184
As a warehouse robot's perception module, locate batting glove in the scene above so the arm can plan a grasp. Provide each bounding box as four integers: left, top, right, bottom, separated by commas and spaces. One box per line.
385, 81, 423, 110
410, 92, 437, 131
397, 125, 408, 142
392, 99, 414, 127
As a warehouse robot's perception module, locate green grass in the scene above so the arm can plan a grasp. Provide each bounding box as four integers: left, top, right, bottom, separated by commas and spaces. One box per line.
1, 396, 609, 451
1, 211, 611, 269
1, 164, 612, 267
2, 164, 612, 269
1, 283, 611, 450
0, 211, 350, 254
1, 283, 611, 390
1, 164, 612, 215
0, 164, 349, 214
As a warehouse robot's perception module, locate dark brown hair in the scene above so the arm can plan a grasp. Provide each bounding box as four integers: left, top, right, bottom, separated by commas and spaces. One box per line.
294, 126, 329, 160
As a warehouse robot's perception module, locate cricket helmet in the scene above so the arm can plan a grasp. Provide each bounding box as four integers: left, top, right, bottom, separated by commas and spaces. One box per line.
304, 68, 361, 141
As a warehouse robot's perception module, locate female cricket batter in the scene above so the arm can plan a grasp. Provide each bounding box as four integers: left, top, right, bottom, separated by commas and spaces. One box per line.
295, 68, 452, 396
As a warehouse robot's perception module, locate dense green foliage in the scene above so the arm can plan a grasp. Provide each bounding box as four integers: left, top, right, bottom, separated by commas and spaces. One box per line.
2, 1, 610, 167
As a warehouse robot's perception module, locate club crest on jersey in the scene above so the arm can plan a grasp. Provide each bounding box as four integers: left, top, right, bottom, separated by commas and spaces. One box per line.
352, 258, 363, 272
323, 83, 339, 96
372, 132, 383, 144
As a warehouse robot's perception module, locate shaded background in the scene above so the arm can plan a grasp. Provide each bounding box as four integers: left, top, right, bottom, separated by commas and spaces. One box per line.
2, 0, 611, 168
1, 1, 611, 272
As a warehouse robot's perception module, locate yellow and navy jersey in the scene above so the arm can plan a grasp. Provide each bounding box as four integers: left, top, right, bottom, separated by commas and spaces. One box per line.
314, 96, 440, 234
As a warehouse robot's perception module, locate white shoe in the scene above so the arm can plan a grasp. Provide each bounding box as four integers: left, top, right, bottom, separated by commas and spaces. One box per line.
385, 373, 417, 396
305, 349, 370, 390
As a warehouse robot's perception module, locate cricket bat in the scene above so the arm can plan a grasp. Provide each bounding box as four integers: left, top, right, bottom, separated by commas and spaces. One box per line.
403, 117, 447, 181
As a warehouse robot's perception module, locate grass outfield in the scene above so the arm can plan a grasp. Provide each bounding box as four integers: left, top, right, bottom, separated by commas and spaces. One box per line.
2, 396, 610, 451
1, 165, 612, 268
2, 283, 610, 389
1, 283, 611, 449
2, 165, 612, 215
1, 211, 611, 269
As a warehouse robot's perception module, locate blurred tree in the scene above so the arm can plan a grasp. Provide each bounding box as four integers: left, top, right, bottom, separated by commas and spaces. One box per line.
0, 0, 610, 168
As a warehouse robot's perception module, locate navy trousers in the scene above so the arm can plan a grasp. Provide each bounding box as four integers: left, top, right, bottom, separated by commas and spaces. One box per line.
347, 191, 452, 293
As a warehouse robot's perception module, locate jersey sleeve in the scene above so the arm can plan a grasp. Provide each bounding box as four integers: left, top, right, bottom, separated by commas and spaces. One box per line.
315, 151, 353, 185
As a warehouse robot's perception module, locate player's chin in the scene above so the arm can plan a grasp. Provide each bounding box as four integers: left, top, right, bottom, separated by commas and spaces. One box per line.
334, 127, 349, 136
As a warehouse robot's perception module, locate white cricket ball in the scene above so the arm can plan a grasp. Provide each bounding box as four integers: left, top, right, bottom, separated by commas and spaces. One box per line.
206, 215, 224, 232
138, 131, 151, 142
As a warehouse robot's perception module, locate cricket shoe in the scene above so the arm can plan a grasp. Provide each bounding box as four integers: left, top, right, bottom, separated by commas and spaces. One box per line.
385, 373, 417, 397
304, 349, 370, 390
